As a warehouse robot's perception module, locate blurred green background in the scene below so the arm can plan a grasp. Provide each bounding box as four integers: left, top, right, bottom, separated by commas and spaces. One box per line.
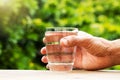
0, 0, 120, 70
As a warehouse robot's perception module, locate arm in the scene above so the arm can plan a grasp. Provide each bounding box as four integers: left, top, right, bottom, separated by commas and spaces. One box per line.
108, 39, 120, 65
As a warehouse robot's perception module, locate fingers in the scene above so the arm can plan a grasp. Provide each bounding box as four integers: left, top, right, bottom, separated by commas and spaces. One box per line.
41, 56, 48, 63
41, 38, 49, 68
40, 47, 46, 55
41, 55, 49, 69
41, 47, 48, 63
43, 37, 46, 43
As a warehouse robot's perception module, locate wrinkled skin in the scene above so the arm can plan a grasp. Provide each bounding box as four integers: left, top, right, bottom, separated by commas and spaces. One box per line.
41, 31, 116, 70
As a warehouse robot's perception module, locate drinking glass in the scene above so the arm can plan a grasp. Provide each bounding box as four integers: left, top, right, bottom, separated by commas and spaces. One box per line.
45, 27, 78, 71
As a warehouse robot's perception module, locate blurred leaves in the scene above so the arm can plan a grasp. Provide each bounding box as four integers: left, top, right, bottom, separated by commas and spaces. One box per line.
0, 0, 120, 69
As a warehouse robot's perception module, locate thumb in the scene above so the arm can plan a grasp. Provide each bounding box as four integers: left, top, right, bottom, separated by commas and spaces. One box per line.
60, 31, 94, 47
60, 32, 110, 56
60, 35, 93, 48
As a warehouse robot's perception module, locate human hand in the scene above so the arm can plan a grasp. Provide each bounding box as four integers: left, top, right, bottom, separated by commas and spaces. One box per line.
41, 31, 115, 70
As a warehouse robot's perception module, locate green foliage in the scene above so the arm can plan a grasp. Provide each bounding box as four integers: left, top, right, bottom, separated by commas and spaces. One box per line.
0, 0, 120, 69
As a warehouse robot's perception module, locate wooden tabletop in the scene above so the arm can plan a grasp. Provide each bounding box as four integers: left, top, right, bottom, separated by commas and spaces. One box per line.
0, 70, 120, 80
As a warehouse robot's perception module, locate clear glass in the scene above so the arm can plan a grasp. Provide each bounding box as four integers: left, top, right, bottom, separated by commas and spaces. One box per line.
45, 27, 78, 71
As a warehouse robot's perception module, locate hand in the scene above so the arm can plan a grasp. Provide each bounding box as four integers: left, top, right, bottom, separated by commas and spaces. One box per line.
41, 31, 115, 70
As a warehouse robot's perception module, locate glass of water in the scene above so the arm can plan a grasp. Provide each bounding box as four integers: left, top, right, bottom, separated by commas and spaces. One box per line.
45, 27, 78, 71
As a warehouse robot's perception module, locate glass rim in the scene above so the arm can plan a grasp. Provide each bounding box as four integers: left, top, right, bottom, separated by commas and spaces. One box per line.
46, 27, 78, 31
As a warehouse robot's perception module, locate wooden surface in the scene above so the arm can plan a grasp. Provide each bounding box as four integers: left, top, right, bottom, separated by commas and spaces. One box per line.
0, 70, 120, 80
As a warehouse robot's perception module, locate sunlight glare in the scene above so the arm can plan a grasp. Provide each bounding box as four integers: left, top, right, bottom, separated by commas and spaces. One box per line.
0, 0, 9, 6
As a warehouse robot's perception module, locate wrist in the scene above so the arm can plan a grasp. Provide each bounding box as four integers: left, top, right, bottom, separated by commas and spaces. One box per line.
108, 39, 120, 65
